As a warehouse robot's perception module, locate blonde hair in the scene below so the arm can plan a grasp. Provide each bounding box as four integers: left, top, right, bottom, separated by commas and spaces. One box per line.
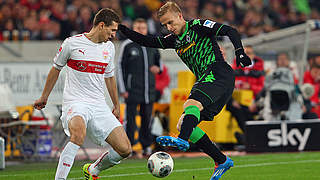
157, 1, 182, 18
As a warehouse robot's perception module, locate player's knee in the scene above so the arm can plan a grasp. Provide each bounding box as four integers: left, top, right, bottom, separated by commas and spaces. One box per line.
183, 99, 203, 110
176, 114, 185, 132
176, 123, 181, 132
70, 131, 86, 146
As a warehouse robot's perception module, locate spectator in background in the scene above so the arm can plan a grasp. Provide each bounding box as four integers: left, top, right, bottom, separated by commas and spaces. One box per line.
276, 52, 299, 84
147, 11, 162, 36
78, 6, 93, 33
300, 83, 318, 119
60, 6, 79, 39
306, 55, 316, 71
199, 1, 214, 19
262, 52, 302, 121
23, 17, 40, 40
226, 45, 264, 148
183, 0, 199, 20
303, 56, 320, 117
0, 0, 320, 41
134, 0, 151, 20
117, 18, 161, 158
232, 45, 265, 97
2, 18, 15, 40
41, 0, 52, 10
155, 64, 170, 102
20, 0, 41, 10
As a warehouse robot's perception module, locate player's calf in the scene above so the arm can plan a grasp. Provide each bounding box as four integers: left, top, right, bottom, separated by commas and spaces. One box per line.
87, 148, 126, 177
114, 141, 132, 158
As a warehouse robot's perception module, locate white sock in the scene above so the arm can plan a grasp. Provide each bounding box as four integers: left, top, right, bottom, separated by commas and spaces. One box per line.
89, 148, 123, 176
55, 142, 80, 180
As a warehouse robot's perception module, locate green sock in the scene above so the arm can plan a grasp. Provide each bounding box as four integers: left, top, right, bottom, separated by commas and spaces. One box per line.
178, 105, 200, 141
189, 127, 205, 143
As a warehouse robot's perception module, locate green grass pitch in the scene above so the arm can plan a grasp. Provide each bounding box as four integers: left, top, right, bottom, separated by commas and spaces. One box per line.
1, 152, 320, 180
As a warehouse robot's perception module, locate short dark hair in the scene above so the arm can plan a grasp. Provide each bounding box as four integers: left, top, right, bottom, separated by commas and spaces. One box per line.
93, 8, 120, 27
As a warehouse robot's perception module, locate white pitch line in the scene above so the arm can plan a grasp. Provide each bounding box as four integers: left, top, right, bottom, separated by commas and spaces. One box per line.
1, 159, 319, 178
68, 159, 320, 180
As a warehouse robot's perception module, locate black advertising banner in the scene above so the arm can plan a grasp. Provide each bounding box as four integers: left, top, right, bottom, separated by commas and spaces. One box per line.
245, 120, 320, 152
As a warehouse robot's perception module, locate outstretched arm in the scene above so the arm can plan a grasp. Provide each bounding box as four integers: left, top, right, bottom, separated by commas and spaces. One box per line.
118, 24, 176, 49
34, 67, 60, 110
216, 24, 252, 67
216, 25, 243, 51
34, 37, 70, 110
105, 76, 120, 119
193, 20, 251, 67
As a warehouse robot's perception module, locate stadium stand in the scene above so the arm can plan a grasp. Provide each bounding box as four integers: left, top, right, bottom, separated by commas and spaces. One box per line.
0, 0, 320, 41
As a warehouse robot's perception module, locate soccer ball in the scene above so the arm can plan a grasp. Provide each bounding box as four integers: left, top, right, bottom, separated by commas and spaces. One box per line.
147, 151, 174, 178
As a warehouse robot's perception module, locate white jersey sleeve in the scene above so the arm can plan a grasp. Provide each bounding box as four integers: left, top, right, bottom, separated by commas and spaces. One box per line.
53, 38, 71, 70
104, 42, 115, 78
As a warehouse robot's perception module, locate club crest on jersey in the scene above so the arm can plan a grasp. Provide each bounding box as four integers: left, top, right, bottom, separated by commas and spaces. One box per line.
203, 20, 215, 28
76, 61, 87, 71
103, 50, 109, 59
186, 34, 191, 43
176, 39, 182, 46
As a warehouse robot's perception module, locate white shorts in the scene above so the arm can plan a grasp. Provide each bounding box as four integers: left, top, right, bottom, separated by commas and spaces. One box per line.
60, 102, 122, 147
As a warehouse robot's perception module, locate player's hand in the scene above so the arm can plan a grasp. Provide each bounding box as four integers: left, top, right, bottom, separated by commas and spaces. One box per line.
150, 65, 160, 75
34, 97, 48, 110
120, 92, 129, 99
112, 105, 120, 119
235, 48, 252, 67
232, 100, 241, 109
249, 102, 257, 112
241, 82, 251, 89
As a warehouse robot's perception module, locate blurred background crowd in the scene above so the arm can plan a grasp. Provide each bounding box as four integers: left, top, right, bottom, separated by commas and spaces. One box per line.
0, 0, 320, 41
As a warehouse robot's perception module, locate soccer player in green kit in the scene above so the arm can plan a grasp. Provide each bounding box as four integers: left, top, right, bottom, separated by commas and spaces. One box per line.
118, 2, 251, 179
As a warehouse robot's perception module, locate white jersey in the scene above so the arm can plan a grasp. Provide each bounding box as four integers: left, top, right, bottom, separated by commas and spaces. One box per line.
53, 33, 115, 105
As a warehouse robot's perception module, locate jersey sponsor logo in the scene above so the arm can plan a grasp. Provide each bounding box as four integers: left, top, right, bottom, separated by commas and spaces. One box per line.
67, 59, 108, 74
203, 20, 216, 28
176, 41, 195, 55
76, 61, 87, 71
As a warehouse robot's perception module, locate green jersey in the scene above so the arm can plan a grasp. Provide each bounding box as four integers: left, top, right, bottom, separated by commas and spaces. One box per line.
119, 19, 243, 80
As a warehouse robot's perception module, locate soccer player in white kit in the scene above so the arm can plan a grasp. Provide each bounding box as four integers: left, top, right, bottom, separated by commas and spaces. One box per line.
34, 8, 132, 180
